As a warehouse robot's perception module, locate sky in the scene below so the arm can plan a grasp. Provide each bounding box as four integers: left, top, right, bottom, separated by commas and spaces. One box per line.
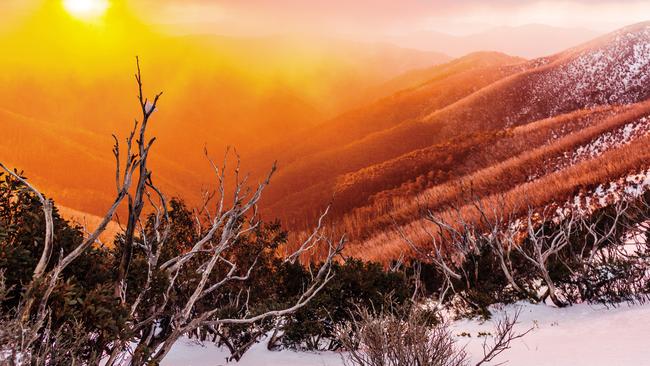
133, 0, 650, 37
2, 1, 649, 42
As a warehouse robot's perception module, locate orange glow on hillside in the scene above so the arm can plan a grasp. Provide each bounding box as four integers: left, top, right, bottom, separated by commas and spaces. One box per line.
0, 1, 446, 218
1, 1, 649, 261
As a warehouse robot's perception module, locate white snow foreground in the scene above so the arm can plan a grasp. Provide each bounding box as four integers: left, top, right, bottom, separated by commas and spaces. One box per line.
162, 301, 650, 366
454, 301, 650, 366
162, 337, 342, 366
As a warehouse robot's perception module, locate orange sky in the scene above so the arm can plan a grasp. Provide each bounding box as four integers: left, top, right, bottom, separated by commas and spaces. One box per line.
129, 1, 650, 36
110, 1, 650, 36
2, 1, 650, 42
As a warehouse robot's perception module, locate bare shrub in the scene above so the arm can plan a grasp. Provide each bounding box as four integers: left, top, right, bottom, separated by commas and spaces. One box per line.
337, 304, 530, 366
475, 308, 531, 366
399, 189, 650, 313
337, 306, 468, 366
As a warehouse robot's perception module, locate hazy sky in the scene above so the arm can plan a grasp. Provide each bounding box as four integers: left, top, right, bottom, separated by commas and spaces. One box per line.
134, 0, 650, 37
2, 1, 650, 40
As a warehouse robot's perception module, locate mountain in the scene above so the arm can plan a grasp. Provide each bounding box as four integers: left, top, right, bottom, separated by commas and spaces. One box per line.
179, 34, 452, 117
390, 24, 601, 58
257, 22, 650, 260
362, 52, 526, 107
4, 13, 650, 263
253, 52, 527, 221
252, 52, 524, 168
0, 9, 450, 218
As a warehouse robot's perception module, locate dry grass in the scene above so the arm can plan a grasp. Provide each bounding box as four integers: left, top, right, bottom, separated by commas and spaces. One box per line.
279, 100, 650, 262
262, 35, 650, 233
259, 54, 529, 222
351, 134, 650, 262
343, 101, 650, 237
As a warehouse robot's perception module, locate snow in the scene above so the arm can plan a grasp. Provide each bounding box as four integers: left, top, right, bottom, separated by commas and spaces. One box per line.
569, 117, 650, 164
162, 339, 343, 366
530, 116, 650, 181
542, 24, 650, 109
519, 23, 650, 126
455, 302, 650, 366
163, 301, 650, 366
562, 168, 650, 216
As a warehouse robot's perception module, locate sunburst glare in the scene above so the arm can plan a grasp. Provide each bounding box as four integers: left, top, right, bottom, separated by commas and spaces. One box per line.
63, 0, 110, 20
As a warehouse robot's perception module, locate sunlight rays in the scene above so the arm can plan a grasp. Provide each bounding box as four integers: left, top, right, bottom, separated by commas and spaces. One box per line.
63, 0, 110, 20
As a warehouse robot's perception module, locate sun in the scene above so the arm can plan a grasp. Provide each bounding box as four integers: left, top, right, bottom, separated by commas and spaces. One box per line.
63, 0, 110, 20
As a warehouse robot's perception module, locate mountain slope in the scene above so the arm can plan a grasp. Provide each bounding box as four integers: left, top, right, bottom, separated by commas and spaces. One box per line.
257, 53, 527, 216
251, 52, 523, 170
0, 12, 451, 217
260, 22, 650, 255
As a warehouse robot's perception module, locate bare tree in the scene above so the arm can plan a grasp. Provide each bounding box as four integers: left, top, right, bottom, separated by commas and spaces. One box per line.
114, 57, 163, 302
0, 58, 345, 366
337, 303, 529, 366
401, 187, 650, 310
513, 208, 577, 307
567, 198, 650, 305
0, 117, 136, 356
395, 213, 465, 307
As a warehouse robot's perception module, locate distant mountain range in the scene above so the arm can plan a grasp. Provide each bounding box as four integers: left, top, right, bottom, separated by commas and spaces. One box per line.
389, 24, 602, 58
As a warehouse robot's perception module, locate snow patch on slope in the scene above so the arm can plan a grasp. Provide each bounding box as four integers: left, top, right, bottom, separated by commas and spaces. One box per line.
544, 26, 650, 108
518, 24, 650, 126
529, 116, 650, 181
570, 117, 649, 162
571, 169, 650, 212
